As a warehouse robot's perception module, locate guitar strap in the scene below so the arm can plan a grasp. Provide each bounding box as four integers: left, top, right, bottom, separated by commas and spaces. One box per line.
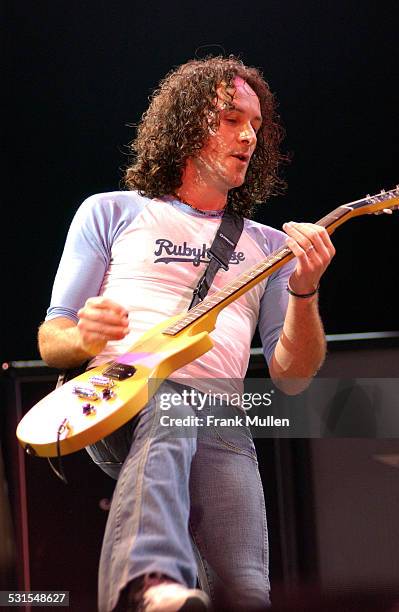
189, 209, 244, 310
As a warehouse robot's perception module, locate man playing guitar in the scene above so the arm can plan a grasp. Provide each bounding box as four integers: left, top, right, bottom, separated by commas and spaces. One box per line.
38, 57, 335, 612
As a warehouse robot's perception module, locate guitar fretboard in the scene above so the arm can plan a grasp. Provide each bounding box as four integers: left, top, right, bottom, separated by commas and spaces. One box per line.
163, 205, 351, 336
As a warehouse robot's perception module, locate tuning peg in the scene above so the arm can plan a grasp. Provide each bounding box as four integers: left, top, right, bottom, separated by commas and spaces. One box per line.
374, 207, 395, 215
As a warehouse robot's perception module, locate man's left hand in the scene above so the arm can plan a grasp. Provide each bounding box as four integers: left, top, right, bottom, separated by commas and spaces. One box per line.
283, 222, 336, 294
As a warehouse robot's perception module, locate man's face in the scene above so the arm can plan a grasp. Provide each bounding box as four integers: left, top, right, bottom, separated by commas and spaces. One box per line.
193, 77, 262, 193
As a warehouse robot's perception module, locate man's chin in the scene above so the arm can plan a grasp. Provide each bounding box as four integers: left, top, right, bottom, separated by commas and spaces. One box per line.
216, 171, 246, 193
228, 176, 246, 189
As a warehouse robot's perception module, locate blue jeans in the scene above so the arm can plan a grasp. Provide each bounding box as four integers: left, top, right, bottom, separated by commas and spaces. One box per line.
87, 381, 270, 611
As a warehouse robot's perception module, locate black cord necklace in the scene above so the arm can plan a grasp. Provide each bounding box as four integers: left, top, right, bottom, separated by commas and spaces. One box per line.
173, 194, 225, 217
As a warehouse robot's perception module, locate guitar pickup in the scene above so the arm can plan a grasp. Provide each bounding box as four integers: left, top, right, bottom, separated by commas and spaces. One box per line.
102, 363, 136, 381
88, 375, 115, 389
73, 385, 99, 401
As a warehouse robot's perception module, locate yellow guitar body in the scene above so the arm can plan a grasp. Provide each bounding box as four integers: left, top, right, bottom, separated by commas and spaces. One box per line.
16, 314, 214, 457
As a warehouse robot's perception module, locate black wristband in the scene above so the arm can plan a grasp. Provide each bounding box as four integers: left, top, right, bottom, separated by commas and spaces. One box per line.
286, 283, 319, 298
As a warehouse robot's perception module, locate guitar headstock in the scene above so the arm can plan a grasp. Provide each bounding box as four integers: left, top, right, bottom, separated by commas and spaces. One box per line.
341, 186, 399, 217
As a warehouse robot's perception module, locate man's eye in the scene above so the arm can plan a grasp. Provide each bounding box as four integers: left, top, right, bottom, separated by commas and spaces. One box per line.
226, 117, 237, 123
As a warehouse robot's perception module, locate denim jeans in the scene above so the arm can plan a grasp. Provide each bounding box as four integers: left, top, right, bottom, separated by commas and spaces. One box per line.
87, 381, 270, 612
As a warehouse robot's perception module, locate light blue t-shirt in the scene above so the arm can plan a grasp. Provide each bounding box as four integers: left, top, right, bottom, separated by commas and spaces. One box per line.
47, 191, 295, 388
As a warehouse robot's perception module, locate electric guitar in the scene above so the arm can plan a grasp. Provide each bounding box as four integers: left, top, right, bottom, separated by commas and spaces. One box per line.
16, 187, 399, 457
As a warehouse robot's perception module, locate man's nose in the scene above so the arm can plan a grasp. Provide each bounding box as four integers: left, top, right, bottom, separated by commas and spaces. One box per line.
239, 124, 256, 145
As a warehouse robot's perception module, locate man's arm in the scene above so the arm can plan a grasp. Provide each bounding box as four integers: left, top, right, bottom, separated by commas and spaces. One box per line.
269, 292, 326, 394
38, 297, 129, 369
269, 221, 335, 394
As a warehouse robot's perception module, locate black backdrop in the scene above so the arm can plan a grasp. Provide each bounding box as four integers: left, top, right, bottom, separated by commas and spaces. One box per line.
4, 0, 398, 361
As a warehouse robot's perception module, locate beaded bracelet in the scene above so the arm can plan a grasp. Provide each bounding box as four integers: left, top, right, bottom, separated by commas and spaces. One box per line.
286, 283, 319, 298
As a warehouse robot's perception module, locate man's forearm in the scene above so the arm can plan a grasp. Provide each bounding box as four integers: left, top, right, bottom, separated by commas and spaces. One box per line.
38, 318, 93, 369
38, 299, 130, 369
269, 293, 326, 395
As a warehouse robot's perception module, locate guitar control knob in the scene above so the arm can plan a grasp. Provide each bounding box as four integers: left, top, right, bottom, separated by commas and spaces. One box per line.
82, 403, 96, 416
102, 388, 114, 400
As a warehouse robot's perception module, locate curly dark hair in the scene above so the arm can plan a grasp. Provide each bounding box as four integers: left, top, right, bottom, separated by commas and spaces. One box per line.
124, 55, 287, 217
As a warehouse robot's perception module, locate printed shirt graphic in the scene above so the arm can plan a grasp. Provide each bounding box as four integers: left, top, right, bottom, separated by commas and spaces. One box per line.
46, 191, 295, 392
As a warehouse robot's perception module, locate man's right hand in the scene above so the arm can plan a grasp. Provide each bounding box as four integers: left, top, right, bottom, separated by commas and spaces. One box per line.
77, 296, 130, 356
38, 297, 130, 369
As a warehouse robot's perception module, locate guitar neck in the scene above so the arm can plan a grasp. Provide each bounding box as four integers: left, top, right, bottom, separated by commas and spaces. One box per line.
164, 204, 353, 336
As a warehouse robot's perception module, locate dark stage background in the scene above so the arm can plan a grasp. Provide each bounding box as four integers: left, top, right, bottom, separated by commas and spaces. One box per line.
3, 0, 398, 362
2, 2, 399, 608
